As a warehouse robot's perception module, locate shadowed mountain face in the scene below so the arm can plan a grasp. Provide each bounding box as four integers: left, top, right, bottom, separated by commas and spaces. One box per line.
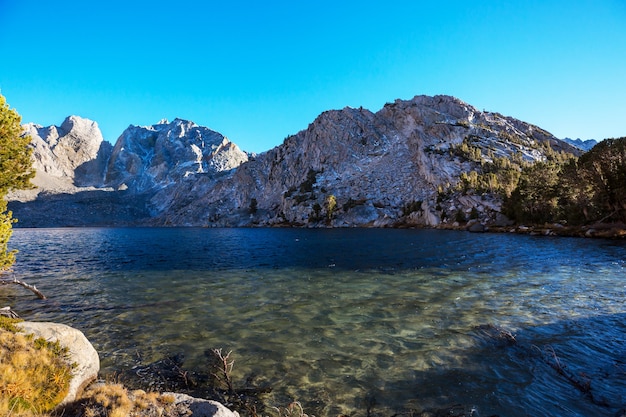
8, 95, 581, 228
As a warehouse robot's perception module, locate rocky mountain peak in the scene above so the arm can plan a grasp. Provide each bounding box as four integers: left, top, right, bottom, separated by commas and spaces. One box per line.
10, 116, 112, 201
24, 115, 105, 176
562, 137, 598, 151
104, 118, 248, 193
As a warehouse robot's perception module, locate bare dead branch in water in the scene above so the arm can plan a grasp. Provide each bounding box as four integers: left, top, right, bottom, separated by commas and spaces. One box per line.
206, 348, 272, 417
365, 394, 376, 417
272, 401, 313, 417
539, 345, 609, 408
474, 323, 517, 346
497, 328, 517, 344
0, 275, 46, 299
210, 348, 235, 394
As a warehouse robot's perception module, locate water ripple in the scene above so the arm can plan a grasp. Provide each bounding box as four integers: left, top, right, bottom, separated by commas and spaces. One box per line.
6, 228, 626, 416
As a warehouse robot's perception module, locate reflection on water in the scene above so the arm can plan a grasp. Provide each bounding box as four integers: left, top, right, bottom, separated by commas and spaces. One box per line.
5, 228, 626, 416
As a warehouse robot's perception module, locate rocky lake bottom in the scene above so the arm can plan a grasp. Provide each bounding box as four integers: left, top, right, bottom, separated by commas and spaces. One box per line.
4, 228, 626, 416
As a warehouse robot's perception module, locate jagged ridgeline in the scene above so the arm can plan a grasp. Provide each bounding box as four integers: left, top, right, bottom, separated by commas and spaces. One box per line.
8, 95, 584, 228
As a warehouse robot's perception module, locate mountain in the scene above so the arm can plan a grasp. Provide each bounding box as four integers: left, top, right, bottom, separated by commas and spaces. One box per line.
148, 95, 580, 227
8, 95, 581, 228
9, 115, 113, 202
8, 117, 248, 226
103, 118, 248, 194
561, 138, 598, 151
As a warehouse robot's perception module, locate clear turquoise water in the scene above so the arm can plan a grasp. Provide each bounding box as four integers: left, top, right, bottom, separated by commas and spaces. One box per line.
4, 228, 626, 416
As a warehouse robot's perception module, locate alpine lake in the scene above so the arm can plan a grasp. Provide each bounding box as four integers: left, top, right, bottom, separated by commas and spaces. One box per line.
5, 227, 626, 417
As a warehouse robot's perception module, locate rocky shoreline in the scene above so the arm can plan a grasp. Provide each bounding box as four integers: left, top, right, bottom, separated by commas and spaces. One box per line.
9, 321, 240, 417
450, 221, 626, 239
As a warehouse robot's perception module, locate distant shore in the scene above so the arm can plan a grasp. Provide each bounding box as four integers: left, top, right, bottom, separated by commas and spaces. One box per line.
435, 221, 626, 239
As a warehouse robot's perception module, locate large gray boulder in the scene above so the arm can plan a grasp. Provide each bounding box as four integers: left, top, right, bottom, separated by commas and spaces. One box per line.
17, 321, 100, 406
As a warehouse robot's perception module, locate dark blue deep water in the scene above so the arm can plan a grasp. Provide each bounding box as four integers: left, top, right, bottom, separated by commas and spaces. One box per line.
4, 228, 626, 416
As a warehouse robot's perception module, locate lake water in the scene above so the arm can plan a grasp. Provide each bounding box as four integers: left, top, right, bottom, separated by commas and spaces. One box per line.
4, 228, 626, 416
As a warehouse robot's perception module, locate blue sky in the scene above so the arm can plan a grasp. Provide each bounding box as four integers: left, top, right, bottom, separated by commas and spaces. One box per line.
1, 1, 625, 153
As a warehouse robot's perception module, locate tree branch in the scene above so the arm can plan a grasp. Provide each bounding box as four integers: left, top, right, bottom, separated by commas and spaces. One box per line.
210, 348, 235, 394
0, 277, 46, 299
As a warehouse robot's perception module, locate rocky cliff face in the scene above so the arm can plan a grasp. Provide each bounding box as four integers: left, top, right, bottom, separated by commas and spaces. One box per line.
150, 95, 580, 227
104, 118, 248, 194
8, 95, 581, 228
10, 116, 113, 201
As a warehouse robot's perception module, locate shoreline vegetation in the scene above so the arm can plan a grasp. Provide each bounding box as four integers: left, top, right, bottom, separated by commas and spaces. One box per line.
0, 316, 245, 417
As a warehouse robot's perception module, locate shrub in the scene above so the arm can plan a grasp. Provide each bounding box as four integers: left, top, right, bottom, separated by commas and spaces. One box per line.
0, 323, 74, 414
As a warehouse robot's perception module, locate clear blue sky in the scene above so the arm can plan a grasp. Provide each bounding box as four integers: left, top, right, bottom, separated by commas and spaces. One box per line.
1, 1, 625, 153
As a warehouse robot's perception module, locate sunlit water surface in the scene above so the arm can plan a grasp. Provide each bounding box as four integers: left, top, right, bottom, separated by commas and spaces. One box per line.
5, 228, 626, 416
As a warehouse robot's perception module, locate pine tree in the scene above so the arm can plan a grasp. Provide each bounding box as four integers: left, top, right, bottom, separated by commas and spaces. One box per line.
0, 94, 34, 271
574, 137, 626, 223
325, 194, 337, 222
0, 200, 17, 271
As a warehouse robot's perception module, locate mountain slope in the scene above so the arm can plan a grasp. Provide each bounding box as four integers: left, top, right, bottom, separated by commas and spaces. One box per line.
149, 95, 580, 227
9, 116, 113, 202
9, 95, 581, 228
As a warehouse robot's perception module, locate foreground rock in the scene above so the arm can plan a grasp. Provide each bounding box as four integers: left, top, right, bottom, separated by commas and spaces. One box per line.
17, 321, 100, 406
166, 393, 240, 417
61, 385, 240, 417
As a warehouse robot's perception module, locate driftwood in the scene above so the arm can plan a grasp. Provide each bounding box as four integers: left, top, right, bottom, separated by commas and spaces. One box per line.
0, 276, 47, 299
0, 306, 19, 318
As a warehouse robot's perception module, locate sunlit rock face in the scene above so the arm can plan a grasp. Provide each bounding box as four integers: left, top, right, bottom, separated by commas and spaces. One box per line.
10, 116, 113, 201
10, 95, 581, 227
28, 115, 106, 179
104, 118, 248, 194
153, 95, 580, 227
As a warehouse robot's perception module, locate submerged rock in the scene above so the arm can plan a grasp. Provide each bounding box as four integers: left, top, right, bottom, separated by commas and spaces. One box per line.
467, 220, 486, 233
